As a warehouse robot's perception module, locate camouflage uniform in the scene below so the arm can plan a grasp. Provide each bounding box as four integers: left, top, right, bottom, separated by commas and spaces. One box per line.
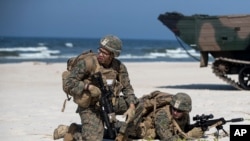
154, 105, 190, 141
63, 39, 138, 140
154, 92, 192, 140
121, 92, 199, 141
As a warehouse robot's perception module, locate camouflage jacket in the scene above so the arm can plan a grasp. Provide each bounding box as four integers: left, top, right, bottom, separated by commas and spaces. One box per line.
154, 105, 190, 141
63, 52, 138, 107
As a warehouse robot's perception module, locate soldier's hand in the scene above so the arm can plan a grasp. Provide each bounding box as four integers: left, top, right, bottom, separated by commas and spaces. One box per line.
87, 84, 101, 97
123, 103, 135, 123
187, 127, 204, 138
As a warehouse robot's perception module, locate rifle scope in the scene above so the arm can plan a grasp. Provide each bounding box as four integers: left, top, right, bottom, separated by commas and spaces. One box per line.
193, 114, 214, 121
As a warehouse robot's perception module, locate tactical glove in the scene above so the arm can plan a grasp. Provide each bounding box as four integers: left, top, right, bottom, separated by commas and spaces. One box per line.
87, 84, 101, 97
187, 127, 204, 138
123, 104, 135, 123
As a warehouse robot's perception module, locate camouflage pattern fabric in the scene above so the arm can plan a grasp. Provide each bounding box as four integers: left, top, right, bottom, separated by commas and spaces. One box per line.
114, 96, 129, 115
62, 51, 139, 140
140, 90, 173, 116
100, 35, 122, 57
117, 102, 144, 136
170, 92, 192, 112
154, 105, 190, 141
78, 107, 104, 141
126, 91, 173, 139
115, 91, 174, 140
158, 12, 250, 90
63, 52, 138, 106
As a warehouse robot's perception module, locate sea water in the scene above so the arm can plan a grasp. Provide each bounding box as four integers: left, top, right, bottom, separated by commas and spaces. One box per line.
0, 37, 202, 64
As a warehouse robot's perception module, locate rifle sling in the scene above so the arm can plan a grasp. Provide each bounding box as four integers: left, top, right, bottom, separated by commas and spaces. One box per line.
165, 106, 189, 139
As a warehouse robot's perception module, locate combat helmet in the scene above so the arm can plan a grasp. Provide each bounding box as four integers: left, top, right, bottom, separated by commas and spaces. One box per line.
100, 35, 122, 57
170, 92, 192, 112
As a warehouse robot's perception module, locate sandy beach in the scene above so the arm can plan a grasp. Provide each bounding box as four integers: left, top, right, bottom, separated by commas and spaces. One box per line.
0, 61, 249, 141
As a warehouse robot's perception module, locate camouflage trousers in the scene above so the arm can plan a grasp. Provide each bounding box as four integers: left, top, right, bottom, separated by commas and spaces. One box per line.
78, 107, 104, 141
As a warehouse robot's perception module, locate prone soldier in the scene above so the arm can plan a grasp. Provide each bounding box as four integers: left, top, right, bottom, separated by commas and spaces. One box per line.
118, 91, 204, 140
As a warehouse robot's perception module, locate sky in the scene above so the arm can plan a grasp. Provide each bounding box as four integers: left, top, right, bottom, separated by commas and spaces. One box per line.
0, 0, 250, 40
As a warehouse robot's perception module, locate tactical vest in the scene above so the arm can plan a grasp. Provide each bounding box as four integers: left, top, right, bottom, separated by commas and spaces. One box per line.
61, 50, 125, 112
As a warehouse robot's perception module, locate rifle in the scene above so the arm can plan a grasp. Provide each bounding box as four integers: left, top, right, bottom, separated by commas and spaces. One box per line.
190, 114, 244, 137
93, 72, 117, 139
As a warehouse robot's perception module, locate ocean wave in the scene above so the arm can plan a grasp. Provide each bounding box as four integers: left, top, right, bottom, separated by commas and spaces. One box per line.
0, 46, 49, 52
0, 46, 60, 59
0, 47, 201, 60
0, 37, 204, 63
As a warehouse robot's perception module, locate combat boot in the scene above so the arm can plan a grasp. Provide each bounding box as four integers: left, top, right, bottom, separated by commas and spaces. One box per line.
64, 123, 80, 141
53, 125, 69, 140
115, 133, 129, 141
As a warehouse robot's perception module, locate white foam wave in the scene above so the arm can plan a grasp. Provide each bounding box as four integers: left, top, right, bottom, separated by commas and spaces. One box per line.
118, 54, 157, 59
117, 48, 202, 60
0, 46, 52, 52
0, 46, 60, 59
165, 48, 200, 58
1, 47, 201, 61
65, 42, 73, 48
19, 49, 59, 59
120, 48, 200, 60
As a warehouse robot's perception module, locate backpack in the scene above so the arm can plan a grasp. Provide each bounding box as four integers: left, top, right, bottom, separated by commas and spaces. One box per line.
61, 50, 124, 112
140, 90, 173, 116
133, 90, 173, 139
61, 50, 97, 112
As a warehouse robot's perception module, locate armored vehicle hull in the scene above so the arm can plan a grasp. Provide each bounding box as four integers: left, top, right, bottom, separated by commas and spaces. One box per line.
158, 12, 250, 90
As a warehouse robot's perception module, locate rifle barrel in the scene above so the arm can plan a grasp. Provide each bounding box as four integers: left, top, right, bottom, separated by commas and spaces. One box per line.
227, 118, 244, 122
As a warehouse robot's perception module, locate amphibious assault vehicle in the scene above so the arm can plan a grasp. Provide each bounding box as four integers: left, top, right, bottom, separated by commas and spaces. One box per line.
158, 12, 250, 90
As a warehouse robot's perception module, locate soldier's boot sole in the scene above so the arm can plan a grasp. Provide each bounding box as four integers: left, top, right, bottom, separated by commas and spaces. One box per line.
63, 123, 80, 141
53, 125, 69, 140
